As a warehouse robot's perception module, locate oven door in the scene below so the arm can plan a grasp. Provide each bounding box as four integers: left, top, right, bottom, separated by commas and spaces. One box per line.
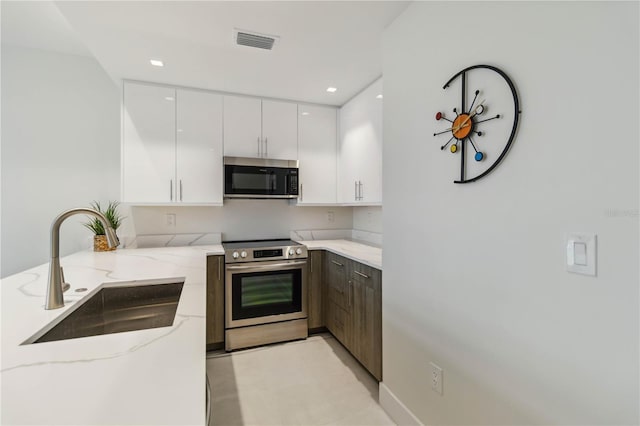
225, 259, 308, 328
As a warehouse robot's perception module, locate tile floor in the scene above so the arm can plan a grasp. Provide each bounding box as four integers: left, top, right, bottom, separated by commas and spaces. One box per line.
206, 334, 395, 426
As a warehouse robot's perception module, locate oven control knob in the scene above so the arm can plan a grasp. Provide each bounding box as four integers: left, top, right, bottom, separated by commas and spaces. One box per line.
289, 249, 295, 256
241, 251, 247, 258
296, 248, 303, 255
232, 251, 239, 259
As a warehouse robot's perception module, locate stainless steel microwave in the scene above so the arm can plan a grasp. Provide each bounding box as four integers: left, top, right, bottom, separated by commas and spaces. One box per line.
223, 156, 299, 199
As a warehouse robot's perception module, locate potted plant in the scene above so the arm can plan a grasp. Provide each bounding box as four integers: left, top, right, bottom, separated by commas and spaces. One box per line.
83, 201, 125, 252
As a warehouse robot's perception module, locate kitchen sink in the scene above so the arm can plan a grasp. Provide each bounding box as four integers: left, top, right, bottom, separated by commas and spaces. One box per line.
23, 279, 184, 344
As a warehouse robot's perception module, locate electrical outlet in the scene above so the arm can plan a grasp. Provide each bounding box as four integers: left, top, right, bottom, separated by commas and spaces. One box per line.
327, 211, 335, 222
166, 213, 176, 227
430, 362, 443, 395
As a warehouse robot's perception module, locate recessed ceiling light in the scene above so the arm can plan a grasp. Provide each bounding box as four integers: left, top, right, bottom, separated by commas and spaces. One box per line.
326, 87, 337, 93
150, 59, 164, 67
165, 96, 174, 101
301, 112, 310, 116
376, 94, 383, 99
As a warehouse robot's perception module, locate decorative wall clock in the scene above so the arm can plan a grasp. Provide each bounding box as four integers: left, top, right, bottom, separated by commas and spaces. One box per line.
434, 64, 520, 183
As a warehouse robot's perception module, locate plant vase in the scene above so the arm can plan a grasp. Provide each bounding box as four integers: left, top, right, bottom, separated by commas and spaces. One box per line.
94, 235, 116, 252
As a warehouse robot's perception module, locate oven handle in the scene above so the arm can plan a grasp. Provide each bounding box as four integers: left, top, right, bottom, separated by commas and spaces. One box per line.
225, 260, 308, 271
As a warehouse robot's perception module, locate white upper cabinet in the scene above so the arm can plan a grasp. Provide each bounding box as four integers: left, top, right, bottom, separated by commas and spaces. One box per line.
338, 78, 383, 205
297, 105, 337, 205
176, 89, 223, 204
223, 95, 298, 160
222, 95, 262, 158
123, 82, 176, 203
122, 82, 223, 204
261, 99, 298, 160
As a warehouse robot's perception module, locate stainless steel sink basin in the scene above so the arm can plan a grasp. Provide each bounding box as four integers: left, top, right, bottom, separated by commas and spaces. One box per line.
23, 278, 184, 344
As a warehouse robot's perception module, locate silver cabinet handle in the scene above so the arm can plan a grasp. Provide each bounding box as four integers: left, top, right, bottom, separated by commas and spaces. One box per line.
257, 137, 261, 157
331, 260, 343, 267
300, 183, 303, 202
264, 137, 268, 157
354, 270, 369, 279
348, 280, 352, 307
355, 181, 358, 201
170, 180, 173, 201
218, 257, 222, 281
359, 181, 363, 200
179, 180, 183, 202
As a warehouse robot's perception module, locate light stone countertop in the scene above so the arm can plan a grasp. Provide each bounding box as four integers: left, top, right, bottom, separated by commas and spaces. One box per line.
297, 239, 382, 270
0, 244, 224, 426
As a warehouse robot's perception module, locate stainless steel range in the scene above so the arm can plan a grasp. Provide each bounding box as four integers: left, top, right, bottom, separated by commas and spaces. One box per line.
223, 239, 308, 351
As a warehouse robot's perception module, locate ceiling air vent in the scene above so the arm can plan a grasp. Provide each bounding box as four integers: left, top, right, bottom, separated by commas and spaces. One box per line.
234, 28, 279, 50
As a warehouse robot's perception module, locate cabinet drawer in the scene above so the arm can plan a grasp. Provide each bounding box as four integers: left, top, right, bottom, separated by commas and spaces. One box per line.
352, 263, 381, 290
328, 281, 348, 309
328, 302, 349, 346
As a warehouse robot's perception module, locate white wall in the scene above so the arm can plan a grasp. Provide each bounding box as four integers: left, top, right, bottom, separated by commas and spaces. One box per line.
130, 202, 353, 241
1, 45, 121, 278
382, 2, 638, 425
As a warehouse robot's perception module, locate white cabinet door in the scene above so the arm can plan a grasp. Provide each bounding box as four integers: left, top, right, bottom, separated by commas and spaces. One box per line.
176, 89, 223, 204
358, 79, 383, 203
261, 99, 298, 160
123, 82, 176, 203
223, 95, 262, 158
297, 105, 337, 204
338, 78, 383, 205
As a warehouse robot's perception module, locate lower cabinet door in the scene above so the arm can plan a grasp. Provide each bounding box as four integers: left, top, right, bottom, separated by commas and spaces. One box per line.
206, 255, 224, 347
308, 251, 324, 329
352, 267, 382, 380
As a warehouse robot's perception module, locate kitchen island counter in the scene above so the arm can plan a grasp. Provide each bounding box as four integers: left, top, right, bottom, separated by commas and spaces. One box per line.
1, 244, 223, 425
297, 239, 382, 270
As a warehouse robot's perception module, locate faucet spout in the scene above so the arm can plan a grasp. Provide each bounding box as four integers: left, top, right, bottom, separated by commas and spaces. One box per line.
46, 208, 120, 310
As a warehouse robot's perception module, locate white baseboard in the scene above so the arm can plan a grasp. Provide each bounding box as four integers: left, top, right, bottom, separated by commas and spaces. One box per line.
379, 382, 423, 426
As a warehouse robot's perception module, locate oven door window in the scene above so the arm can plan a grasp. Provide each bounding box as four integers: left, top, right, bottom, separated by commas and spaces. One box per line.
231, 269, 302, 320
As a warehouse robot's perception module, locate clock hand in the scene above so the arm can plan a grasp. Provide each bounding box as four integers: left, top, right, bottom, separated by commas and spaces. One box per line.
451, 101, 485, 133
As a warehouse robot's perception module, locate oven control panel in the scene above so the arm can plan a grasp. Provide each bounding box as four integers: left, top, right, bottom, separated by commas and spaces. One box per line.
225, 244, 308, 264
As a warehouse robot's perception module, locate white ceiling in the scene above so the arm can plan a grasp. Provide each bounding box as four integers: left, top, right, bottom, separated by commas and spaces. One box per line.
2, 1, 409, 105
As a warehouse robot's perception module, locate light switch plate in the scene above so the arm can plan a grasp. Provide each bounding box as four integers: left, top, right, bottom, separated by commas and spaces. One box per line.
566, 233, 597, 276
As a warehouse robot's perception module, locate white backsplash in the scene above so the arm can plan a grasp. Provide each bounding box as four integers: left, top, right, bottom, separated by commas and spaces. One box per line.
128, 233, 222, 249
290, 229, 352, 241
351, 229, 383, 247
291, 229, 382, 247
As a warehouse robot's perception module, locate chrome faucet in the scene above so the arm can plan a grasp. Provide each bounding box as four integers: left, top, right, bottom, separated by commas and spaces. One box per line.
46, 208, 120, 310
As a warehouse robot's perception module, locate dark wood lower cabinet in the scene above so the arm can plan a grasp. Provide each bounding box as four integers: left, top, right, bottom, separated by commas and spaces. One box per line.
324, 252, 382, 381
206, 250, 381, 381
206, 255, 224, 349
307, 250, 325, 330
350, 262, 382, 380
